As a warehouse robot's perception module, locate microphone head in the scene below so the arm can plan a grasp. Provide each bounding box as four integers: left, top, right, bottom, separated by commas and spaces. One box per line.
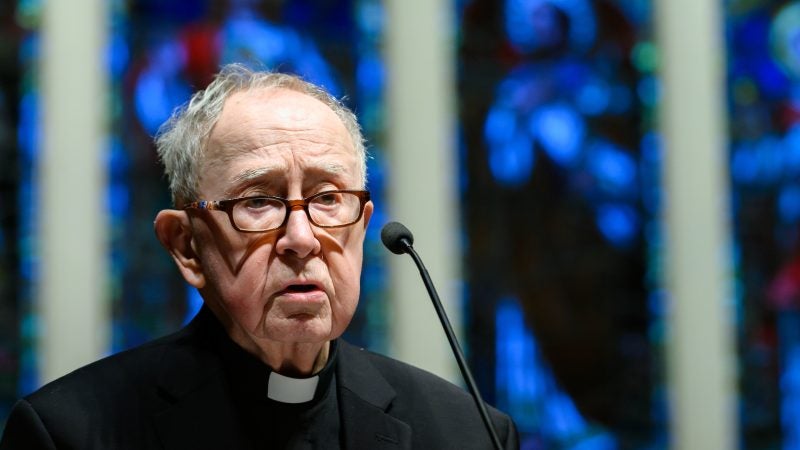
381, 221, 414, 254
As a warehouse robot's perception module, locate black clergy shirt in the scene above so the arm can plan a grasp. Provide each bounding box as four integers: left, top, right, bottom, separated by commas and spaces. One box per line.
206, 308, 342, 449
0, 305, 520, 449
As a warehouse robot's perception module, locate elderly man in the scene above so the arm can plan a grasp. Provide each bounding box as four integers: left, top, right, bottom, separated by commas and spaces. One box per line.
0, 64, 518, 449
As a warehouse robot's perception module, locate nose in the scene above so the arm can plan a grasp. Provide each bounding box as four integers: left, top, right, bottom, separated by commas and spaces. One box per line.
274, 206, 321, 258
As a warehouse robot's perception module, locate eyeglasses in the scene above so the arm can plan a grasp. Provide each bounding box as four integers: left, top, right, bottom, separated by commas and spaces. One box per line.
183, 190, 370, 233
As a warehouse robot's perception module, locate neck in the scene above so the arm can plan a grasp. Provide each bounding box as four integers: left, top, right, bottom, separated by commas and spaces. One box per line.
234, 333, 330, 377
267, 341, 330, 377
204, 302, 331, 377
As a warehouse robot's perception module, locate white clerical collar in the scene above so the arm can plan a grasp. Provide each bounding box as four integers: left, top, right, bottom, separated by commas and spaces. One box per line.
267, 371, 320, 404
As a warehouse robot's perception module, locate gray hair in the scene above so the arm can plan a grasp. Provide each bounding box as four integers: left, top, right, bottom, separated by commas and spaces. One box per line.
155, 63, 367, 206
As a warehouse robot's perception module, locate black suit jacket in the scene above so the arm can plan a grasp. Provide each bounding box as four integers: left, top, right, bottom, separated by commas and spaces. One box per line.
0, 309, 518, 449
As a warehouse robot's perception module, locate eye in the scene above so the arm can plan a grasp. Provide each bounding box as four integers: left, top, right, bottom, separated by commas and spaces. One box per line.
314, 192, 341, 206
241, 197, 276, 209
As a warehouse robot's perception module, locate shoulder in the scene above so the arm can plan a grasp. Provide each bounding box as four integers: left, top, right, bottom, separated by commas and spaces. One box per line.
4, 326, 199, 449
338, 341, 519, 449
28, 326, 189, 406
340, 341, 469, 401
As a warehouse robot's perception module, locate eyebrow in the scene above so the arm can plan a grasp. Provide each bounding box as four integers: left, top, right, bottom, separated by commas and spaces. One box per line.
230, 167, 279, 186
224, 162, 350, 197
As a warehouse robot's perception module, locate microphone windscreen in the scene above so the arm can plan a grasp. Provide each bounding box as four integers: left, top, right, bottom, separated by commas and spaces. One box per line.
381, 221, 414, 254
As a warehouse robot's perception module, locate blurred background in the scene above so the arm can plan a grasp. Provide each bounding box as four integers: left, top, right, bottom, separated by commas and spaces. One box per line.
2, 0, 800, 448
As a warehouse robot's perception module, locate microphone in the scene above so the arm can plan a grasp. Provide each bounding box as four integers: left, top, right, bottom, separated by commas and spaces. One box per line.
380, 221, 414, 254
381, 221, 503, 450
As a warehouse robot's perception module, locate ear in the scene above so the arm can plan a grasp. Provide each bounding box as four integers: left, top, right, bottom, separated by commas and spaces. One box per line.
361, 200, 374, 231
154, 209, 206, 289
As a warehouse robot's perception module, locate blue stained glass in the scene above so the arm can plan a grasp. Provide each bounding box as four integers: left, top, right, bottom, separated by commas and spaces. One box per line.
755, 59, 790, 98
293, 41, 339, 94
736, 13, 771, 57
488, 127, 535, 187
640, 132, 662, 214
586, 141, 636, 196
485, 102, 536, 186
779, 313, 800, 450
595, 203, 638, 248
531, 103, 584, 168
557, 60, 591, 91
647, 289, 667, 318
504, 0, 596, 54
357, 1, 384, 39
495, 297, 616, 448
133, 43, 192, 135
107, 33, 130, 77
770, 4, 800, 81
222, 13, 297, 63
636, 76, 659, 107
731, 130, 800, 186
756, 137, 784, 185
283, 0, 354, 35
567, 434, 618, 450
778, 185, 800, 223
107, 183, 130, 218
785, 127, 800, 175
364, 154, 387, 244
18, 33, 38, 64
608, 85, 632, 114
219, 12, 341, 97
184, 286, 203, 325
731, 142, 758, 185
107, 138, 129, 174
485, 106, 518, 146
19, 313, 39, 395
783, 348, 800, 450
135, 0, 208, 23
17, 92, 38, 159
356, 53, 384, 97
576, 80, 610, 116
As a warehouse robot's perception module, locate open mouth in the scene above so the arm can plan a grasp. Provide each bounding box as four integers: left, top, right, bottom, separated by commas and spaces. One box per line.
285, 284, 319, 293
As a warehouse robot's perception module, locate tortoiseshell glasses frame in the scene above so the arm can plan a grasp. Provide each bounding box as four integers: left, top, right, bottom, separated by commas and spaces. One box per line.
183, 190, 371, 233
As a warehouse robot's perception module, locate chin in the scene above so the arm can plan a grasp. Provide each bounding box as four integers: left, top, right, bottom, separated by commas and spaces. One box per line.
267, 318, 334, 344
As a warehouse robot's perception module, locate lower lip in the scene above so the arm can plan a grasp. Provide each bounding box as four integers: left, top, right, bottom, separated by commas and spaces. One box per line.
276, 289, 326, 302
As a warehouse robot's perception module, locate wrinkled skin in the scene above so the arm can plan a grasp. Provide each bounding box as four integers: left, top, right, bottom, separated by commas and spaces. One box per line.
155, 87, 372, 376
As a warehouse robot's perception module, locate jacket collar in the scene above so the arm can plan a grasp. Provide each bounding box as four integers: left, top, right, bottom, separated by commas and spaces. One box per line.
152, 308, 412, 449
336, 341, 412, 449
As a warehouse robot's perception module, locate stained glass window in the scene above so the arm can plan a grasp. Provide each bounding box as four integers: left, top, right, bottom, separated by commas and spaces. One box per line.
459, 0, 658, 447
729, 1, 800, 447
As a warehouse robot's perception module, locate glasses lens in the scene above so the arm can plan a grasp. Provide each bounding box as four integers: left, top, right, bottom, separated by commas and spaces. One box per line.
232, 197, 286, 231
309, 192, 362, 227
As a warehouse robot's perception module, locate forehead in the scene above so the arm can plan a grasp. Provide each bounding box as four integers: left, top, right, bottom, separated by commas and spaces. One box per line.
210, 87, 353, 153
200, 87, 358, 193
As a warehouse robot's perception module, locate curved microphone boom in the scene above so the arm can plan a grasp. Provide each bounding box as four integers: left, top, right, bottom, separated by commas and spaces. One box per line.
381, 221, 503, 450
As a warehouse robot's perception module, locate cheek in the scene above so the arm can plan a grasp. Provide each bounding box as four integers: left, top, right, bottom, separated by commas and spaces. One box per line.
327, 245, 364, 313
199, 240, 274, 324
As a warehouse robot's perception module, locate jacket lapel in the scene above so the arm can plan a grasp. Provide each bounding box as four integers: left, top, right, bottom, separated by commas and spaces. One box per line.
150, 311, 413, 449
153, 378, 249, 449
337, 342, 412, 450
151, 310, 250, 450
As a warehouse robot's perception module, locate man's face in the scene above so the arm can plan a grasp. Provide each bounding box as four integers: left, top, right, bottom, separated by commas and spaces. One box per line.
188, 87, 372, 349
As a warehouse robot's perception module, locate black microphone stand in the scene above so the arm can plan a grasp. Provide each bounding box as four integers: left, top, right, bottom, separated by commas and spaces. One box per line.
396, 237, 503, 450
